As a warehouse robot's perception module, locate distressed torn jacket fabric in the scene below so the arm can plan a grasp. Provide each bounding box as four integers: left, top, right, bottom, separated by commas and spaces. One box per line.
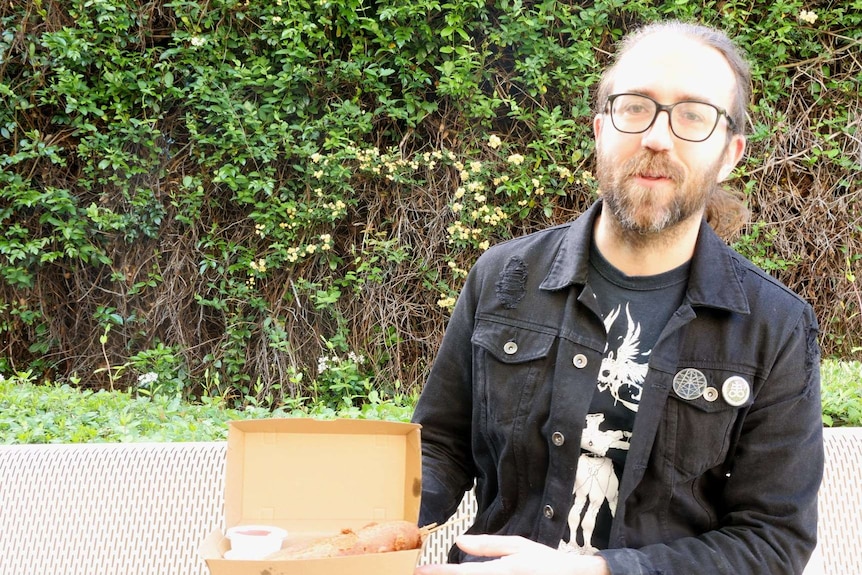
412, 200, 823, 575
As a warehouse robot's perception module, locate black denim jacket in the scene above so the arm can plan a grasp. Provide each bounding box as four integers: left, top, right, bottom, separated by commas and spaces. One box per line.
413, 201, 823, 574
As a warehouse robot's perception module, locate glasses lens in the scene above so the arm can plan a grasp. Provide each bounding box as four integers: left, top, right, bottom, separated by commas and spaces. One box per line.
670, 102, 720, 142
610, 95, 656, 134
609, 94, 721, 142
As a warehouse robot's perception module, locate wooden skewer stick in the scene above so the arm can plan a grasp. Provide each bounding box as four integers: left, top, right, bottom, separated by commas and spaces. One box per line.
421, 513, 471, 535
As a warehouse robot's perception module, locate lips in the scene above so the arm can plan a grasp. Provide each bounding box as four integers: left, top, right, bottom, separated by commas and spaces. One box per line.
627, 153, 684, 183
637, 172, 671, 180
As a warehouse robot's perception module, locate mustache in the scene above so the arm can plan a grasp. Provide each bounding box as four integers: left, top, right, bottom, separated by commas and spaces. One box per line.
623, 151, 685, 182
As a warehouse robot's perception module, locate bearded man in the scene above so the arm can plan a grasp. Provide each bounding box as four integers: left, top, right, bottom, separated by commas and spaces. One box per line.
413, 20, 823, 575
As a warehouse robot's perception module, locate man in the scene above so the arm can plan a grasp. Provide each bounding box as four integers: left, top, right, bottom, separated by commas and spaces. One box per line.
413, 20, 823, 575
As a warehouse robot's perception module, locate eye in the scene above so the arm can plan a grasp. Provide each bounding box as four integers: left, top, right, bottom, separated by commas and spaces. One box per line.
680, 110, 706, 123
675, 103, 712, 125
622, 102, 650, 115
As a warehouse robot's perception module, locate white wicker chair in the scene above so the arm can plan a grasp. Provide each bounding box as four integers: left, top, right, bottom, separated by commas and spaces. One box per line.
0, 427, 858, 574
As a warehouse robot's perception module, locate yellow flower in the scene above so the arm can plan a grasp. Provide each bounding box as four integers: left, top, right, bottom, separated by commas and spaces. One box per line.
488, 135, 502, 149
507, 153, 525, 166
437, 296, 457, 310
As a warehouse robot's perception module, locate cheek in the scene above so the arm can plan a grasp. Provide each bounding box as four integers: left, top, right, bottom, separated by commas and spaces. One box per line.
597, 131, 642, 161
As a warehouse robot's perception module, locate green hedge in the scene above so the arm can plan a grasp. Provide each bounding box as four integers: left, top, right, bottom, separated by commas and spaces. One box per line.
1, 0, 860, 410
0, 360, 859, 443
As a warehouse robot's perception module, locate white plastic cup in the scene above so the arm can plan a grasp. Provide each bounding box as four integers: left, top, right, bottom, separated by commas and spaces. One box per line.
225, 525, 288, 559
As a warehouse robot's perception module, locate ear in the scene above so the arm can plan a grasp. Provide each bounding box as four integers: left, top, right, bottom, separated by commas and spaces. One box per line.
716, 134, 746, 182
593, 114, 604, 148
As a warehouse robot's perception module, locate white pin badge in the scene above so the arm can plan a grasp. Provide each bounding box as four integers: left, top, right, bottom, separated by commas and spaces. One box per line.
721, 376, 751, 407
673, 368, 708, 400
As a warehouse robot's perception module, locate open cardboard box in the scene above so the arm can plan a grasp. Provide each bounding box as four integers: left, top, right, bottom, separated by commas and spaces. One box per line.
200, 418, 423, 575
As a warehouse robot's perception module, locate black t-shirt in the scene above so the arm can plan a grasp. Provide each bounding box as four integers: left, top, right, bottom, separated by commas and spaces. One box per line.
561, 244, 689, 554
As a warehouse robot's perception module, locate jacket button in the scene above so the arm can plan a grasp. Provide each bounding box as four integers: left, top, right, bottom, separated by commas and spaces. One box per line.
543, 505, 555, 519
503, 341, 518, 355
552, 431, 565, 446
572, 354, 587, 368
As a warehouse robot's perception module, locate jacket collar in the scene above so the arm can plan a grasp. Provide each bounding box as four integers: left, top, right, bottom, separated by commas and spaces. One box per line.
540, 200, 750, 315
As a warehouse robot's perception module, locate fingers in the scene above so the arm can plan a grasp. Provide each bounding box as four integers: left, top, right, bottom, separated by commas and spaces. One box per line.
413, 535, 558, 575
415, 562, 490, 575
454, 534, 538, 557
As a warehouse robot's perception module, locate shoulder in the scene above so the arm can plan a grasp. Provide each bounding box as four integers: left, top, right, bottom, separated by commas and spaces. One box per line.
726, 247, 817, 326
473, 222, 574, 273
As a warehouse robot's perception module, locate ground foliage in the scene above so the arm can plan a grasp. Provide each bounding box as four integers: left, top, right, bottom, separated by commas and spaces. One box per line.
0, 361, 858, 443
0, 0, 860, 409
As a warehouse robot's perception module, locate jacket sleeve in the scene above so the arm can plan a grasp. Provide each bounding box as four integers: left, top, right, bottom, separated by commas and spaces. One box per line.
412, 266, 482, 528
599, 304, 824, 575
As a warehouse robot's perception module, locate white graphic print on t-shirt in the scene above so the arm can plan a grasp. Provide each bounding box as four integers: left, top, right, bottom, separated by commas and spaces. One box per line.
597, 303, 647, 412
561, 303, 647, 555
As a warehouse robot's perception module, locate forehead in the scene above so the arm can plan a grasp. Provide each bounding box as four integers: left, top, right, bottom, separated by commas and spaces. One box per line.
610, 32, 737, 107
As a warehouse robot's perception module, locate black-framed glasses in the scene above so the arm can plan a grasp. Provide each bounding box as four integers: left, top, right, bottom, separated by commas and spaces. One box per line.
605, 93, 734, 142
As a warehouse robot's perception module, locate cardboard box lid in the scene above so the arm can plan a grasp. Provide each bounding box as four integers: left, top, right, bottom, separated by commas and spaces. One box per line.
224, 418, 422, 532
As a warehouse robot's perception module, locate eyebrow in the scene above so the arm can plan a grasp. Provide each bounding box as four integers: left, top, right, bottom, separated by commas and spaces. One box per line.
625, 88, 718, 106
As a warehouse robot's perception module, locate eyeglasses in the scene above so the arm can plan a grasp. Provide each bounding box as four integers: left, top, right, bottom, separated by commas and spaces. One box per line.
605, 93, 735, 142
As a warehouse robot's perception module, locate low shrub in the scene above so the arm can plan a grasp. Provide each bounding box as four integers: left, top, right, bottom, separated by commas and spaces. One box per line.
821, 359, 862, 428
0, 371, 414, 443
1, 360, 859, 444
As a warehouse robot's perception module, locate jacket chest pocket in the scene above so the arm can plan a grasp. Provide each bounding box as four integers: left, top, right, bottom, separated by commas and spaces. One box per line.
661, 369, 755, 480
472, 319, 556, 427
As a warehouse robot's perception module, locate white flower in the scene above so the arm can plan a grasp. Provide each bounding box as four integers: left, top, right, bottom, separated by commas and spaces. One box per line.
798, 9, 818, 24
507, 153, 525, 166
488, 135, 502, 149
137, 372, 158, 385
190, 36, 206, 47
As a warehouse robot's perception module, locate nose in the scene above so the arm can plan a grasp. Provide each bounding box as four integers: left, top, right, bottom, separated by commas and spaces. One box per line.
641, 110, 674, 151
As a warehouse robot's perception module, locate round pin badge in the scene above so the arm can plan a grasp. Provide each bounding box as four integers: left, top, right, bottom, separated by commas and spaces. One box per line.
721, 376, 750, 407
673, 368, 708, 400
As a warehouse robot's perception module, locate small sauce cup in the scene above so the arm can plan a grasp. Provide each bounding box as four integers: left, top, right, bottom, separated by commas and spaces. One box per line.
224, 524, 288, 559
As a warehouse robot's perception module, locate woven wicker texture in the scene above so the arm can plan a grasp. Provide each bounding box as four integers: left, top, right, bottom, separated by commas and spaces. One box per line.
418, 489, 477, 565
815, 427, 862, 575
0, 441, 225, 575
0, 427, 857, 574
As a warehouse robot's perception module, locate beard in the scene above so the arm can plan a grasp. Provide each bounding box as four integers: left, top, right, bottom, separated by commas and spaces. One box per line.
596, 148, 724, 243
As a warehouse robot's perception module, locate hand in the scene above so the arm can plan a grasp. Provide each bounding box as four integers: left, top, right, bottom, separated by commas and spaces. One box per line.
414, 534, 611, 575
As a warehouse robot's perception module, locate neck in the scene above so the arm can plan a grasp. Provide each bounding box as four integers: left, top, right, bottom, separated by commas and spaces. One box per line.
593, 207, 702, 276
